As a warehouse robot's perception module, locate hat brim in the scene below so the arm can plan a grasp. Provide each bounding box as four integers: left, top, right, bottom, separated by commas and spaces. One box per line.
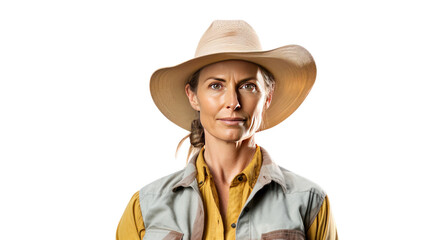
150, 44, 316, 131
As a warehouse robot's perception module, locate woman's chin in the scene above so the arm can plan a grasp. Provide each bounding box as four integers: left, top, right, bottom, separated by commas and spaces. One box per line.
204, 126, 255, 143
218, 130, 252, 143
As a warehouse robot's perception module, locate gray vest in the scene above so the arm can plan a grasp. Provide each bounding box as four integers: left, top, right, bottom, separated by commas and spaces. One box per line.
139, 148, 326, 240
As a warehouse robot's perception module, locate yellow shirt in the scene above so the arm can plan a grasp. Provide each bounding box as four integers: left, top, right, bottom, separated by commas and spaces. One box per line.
116, 146, 337, 240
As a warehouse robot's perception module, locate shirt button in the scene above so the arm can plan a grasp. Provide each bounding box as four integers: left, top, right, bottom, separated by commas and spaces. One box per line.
237, 176, 243, 181
231, 223, 236, 228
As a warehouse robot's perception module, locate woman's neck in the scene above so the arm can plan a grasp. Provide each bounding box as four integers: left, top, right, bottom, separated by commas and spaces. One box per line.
203, 133, 257, 185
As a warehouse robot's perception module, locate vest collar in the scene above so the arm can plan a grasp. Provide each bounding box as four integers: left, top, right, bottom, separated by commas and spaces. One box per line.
172, 152, 199, 192
258, 147, 287, 193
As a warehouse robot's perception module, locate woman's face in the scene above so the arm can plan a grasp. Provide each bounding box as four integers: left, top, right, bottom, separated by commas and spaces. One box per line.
185, 60, 272, 143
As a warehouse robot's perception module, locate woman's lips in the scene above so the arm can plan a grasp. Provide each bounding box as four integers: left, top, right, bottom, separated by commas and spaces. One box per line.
218, 117, 246, 125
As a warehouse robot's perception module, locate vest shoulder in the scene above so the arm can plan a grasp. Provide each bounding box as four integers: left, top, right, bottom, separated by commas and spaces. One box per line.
139, 168, 187, 195
260, 147, 326, 199
278, 165, 326, 199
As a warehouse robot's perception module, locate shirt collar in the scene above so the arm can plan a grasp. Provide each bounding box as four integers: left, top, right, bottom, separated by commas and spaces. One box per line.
240, 145, 262, 189
196, 148, 208, 187
195, 145, 262, 189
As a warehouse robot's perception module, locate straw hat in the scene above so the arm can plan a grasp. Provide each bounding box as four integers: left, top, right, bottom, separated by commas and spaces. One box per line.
150, 20, 316, 131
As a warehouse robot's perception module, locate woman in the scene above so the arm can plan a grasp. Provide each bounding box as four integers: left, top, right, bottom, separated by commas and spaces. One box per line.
117, 20, 337, 240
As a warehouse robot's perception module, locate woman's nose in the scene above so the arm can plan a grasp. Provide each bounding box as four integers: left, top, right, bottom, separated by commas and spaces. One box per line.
225, 89, 241, 110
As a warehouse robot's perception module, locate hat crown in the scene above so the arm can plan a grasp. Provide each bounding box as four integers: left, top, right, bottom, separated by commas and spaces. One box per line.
195, 20, 262, 57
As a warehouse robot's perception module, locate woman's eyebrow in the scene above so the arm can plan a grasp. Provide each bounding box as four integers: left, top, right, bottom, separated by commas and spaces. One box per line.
204, 77, 257, 83
204, 77, 226, 82
237, 77, 257, 85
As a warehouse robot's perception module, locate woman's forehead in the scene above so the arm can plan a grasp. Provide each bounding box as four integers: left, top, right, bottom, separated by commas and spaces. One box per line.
199, 60, 260, 78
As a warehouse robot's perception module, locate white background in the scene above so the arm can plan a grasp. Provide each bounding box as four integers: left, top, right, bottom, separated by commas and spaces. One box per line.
1, 1, 428, 239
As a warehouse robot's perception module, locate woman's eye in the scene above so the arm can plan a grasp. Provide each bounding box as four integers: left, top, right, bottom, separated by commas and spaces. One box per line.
209, 83, 222, 90
240, 83, 256, 91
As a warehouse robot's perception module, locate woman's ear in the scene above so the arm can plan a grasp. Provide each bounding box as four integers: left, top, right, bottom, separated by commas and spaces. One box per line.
185, 84, 200, 111
264, 90, 273, 110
